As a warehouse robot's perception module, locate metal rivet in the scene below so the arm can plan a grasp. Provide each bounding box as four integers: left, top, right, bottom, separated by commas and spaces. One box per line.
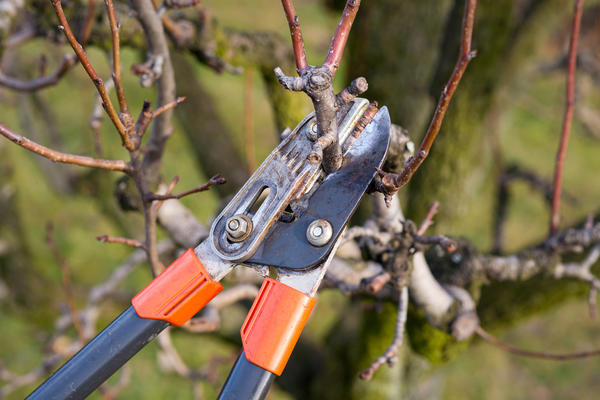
306, 120, 318, 141
306, 219, 333, 247
226, 214, 253, 242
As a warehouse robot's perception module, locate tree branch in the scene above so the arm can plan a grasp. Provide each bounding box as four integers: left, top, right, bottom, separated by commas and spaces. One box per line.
50, 0, 134, 150
373, 0, 478, 205
0, 122, 130, 171
0, 54, 76, 91
550, 0, 584, 235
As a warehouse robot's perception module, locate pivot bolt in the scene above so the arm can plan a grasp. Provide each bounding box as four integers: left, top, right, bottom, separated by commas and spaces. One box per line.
226, 214, 253, 242
306, 219, 333, 247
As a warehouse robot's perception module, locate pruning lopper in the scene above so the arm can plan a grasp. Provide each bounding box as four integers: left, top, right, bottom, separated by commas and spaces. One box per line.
28, 98, 391, 400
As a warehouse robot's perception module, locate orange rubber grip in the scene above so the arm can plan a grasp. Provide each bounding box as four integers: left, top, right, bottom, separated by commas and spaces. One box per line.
132, 249, 223, 326
241, 278, 316, 375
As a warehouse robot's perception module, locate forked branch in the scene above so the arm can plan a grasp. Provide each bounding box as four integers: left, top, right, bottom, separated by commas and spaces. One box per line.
50, 0, 134, 150
276, 0, 365, 174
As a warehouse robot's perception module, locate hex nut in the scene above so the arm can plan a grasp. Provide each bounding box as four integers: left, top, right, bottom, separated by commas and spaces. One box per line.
306, 219, 333, 247
226, 214, 253, 242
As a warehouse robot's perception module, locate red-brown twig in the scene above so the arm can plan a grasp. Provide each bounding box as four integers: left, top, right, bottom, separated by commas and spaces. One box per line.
374, 0, 478, 204
324, 0, 361, 76
359, 286, 408, 380
154, 175, 180, 212
0, 55, 76, 92
80, 0, 97, 46
50, 0, 134, 151
145, 174, 226, 201
46, 223, 86, 344
280, 0, 308, 72
276, 0, 366, 174
0, 123, 129, 171
417, 201, 439, 235
476, 326, 600, 360
134, 97, 186, 139
96, 235, 145, 249
550, 0, 584, 236
104, 0, 130, 115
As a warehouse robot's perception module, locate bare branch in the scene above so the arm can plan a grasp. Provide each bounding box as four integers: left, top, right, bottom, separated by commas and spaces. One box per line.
79, 0, 97, 46
135, 97, 186, 138
280, 0, 308, 72
359, 285, 408, 380
417, 201, 439, 235
0, 122, 130, 172
104, 0, 131, 116
373, 0, 478, 204
324, 0, 362, 76
0, 54, 76, 92
49, 0, 134, 150
96, 235, 145, 249
476, 326, 600, 360
145, 174, 226, 202
550, 0, 584, 235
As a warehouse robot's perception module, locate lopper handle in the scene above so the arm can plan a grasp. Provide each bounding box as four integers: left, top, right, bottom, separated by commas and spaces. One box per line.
217, 351, 275, 400
27, 306, 168, 400
28, 249, 223, 399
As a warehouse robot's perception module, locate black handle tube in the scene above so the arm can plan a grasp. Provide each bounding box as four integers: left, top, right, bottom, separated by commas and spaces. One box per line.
217, 351, 275, 400
27, 306, 169, 400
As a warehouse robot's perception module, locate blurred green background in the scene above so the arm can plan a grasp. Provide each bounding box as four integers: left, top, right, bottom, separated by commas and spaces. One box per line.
1, 0, 600, 399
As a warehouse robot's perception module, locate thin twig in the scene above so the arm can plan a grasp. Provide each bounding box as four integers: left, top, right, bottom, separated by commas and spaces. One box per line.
417, 201, 439, 235
359, 286, 409, 380
96, 235, 145, 249
154, 175, 179, 212
0, 55, 76, 92
50, 0, 134, 150
80, 0, 97, 46
0, 122, 130, 171
374, 0, 478, 205
323, 0, 362, 76
550, 0, 584, 236
145, 174, 226, 201
104, 0, 130, 115
413, 233, 457, 252
134, 97, 186, 141
476, 326, 600, 360
280, 0, 308, 72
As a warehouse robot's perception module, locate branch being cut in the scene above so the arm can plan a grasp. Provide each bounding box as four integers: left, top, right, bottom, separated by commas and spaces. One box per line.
550, 0, 584, 235
275, 0, 365, 174
280, 0, 307, 72
373, 0, 478, 206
